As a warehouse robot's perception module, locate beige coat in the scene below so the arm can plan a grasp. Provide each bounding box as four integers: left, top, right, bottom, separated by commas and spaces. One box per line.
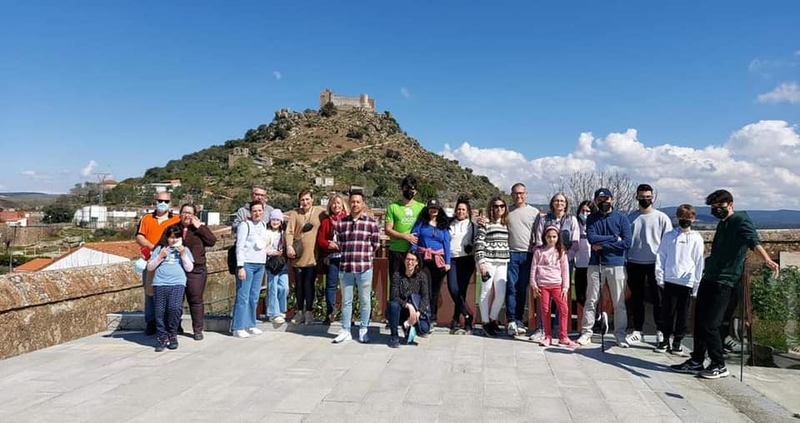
285, 205, 325, 268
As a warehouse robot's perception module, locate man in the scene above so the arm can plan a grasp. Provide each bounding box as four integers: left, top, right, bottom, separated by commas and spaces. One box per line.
385, 175, 424, 277
135, 191, 181, 335
505, 183, 539, 337
626, 184, 673, 345
331, 189, 382, 344
178, 203, 217, 341
577, 188, 632, 348
671, 189, 779, 379
233, 186, 273, 232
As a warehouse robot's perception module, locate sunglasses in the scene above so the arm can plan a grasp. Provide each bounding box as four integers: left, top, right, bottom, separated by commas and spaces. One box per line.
492, 204, 506, 208
156, 199, 170, 204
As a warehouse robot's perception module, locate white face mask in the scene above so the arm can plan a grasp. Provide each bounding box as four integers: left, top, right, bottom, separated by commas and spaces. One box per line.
170, 239, 183, 249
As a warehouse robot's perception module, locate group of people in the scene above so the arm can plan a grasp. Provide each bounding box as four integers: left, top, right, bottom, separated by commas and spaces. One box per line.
134, 177, 781, 381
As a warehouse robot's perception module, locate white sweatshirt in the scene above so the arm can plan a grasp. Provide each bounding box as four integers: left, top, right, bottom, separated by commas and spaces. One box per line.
449, 218, 476, 258
655, 228, 705, 295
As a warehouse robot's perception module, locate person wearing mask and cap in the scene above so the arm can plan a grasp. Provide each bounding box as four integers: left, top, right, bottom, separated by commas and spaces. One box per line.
135, 191, 181, 335
410, 198, 452, 325
577, 188, 632, 348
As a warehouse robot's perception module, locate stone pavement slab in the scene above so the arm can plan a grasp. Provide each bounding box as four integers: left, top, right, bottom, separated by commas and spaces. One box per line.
0, 323, 792, 422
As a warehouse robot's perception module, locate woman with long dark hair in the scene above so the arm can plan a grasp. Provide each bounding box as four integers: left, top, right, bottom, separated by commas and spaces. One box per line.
475, 196, 510, 337
286, 189, 325, 325
574, 200, 598, 309
410, 198, 451, 323
447, 196, 476, 334
386, 249, 430, 348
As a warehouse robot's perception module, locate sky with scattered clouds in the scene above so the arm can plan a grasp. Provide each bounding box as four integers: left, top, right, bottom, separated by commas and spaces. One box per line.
1, 1, 798, 209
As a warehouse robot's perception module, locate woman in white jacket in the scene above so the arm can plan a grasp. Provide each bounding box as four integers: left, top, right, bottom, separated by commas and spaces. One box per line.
654, 204, 705, 355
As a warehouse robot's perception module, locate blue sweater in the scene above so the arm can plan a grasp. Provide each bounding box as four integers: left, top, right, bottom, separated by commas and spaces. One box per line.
586, 210, 631, 266
411, 221, 451, 265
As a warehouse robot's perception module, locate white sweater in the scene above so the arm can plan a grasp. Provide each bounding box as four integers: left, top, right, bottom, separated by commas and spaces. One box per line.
236, 220, 269, 266
449, 219, 476, 258
655, 228, 704, 295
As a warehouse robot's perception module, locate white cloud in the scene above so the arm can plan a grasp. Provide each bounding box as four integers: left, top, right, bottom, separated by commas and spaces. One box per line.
80, 160, 98, 178
20, 170, 52, 181
757, 82, 800, 104
21, 170, 36, 176
400, 87, 411, 99
440, 121, 800, 209
273, 71, 282, 80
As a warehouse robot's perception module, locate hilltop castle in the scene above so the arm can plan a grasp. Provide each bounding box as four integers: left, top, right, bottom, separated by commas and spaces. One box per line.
319, 88, 375, 111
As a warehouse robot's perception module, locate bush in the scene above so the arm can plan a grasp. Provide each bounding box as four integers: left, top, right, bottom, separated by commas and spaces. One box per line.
347, 127, 368, 139
750, 266, 800, 352
320, 101, 338, 117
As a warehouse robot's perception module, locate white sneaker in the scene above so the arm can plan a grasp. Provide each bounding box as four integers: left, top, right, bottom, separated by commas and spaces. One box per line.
656, 331, 665, 344
233, 330, 250, 338
305, 311, 314, 325
515, 320, 527, 336
291, 312, 305, 325
724, 335, 744, 353
625, 331, 642, 345
507, 321, 518, 336
247, 327, 263, 335
333, 330, 352, 344
272, 315, 285, 324
576, 333, 593, 346
529, 329, 544, 342
359, 327, 370, 343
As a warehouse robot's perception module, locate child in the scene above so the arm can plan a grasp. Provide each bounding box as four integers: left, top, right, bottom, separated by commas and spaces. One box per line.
147, 223, 194, 352
266, 209, 289, 324
530, 225, 578, 348
655, 204, 704, 355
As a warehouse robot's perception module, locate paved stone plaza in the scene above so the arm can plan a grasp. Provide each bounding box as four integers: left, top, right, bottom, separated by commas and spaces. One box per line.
0, 323, 789, 422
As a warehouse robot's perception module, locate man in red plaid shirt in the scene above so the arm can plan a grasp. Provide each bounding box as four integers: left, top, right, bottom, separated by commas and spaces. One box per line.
330, 189, 381, 344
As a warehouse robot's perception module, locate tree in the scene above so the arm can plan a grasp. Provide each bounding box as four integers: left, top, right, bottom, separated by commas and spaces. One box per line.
320, 101, 338, 118
43, 198, 75, 223
548, 170, 638, 214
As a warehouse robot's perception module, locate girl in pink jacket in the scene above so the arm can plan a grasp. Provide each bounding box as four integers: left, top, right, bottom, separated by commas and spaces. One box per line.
530, 225, 579, 348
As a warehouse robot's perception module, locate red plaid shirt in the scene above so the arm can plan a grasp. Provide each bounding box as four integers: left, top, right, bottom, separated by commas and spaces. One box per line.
334, 213, 381, 273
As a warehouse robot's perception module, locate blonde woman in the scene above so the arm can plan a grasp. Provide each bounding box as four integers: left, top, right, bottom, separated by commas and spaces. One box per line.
317, 193, 349, 324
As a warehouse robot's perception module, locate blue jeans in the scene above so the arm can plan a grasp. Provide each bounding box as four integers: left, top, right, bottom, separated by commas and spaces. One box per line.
340, 269, 373, 331
232, 263, 265, 331
325, 257, 342, 317
506, 252, 532, 322
267, 265, 289, 317
141, 269, 155, 324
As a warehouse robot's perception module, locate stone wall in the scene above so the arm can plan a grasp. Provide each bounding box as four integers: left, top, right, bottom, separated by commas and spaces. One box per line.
1, 225, 63, 247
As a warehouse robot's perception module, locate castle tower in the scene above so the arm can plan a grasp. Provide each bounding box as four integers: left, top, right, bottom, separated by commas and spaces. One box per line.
319, 88, 333, 108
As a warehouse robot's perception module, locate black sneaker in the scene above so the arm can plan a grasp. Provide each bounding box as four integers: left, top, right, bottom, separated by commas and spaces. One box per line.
154, 339, 167, 352
464, 315, 474, 333
167, 336, 179, 350
388, 336, 400, 349
193, 332, 204, 341
700, 364, 730, 379
449, 319, 459, 334
482, 321, 497, 337
670, 359, 704, 374
145, 322, 157, 336
653, 341, 669, 353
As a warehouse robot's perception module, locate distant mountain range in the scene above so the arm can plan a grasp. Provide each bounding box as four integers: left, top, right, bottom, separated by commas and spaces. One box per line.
658, 207, 800, 229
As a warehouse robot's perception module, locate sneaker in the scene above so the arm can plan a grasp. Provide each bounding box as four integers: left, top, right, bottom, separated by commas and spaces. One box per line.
388, 336, 400, 348
333, 330, 352, 344
233, 329, 250, 338
515, 320, 527, 336
167, 337, 179, 350
539, 336, 552, 347
272, 315, 285, 324
599, 312, 609, 336
529, 329, 544, 342
576, 333, 593, 346
482, 322, 497, 338
291, 312, 305, 325
671, 344, 686, 357
653, 341, 669, 353
154, 339, 168, 352
305, 311, 314, 325
247, 327, 263, 335
449, 319, 459, 334
507, 321, 518, 337
359, 327, 370, 343
700, 364, 730, 379
670, 359, 704, 374
464, 315, 474, 332
656, 331, 665, 344
724, 336, 743, 353
625, 331, 643, 345
193, 332, 204, 341
616, 337, 630, 348
559, 338, 580, 349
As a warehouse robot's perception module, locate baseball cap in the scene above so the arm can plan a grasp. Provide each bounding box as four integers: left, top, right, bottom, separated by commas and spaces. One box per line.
594, 188, 613, 198
427, 199, 440, 208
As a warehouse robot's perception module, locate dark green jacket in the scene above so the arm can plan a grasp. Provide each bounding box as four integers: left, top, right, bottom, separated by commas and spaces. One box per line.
704, 211, 760, 287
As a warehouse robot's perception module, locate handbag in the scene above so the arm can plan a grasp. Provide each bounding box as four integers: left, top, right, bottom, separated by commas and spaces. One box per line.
292, 238, 304, 259
266, 255, 286, 274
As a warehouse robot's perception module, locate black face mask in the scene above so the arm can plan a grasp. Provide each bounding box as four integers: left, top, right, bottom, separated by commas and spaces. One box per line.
678, 219, 692, 229
598, 201, 612, 213
402, 189, 415, 200
638, 199, 653, 209
711, 207, 729, 220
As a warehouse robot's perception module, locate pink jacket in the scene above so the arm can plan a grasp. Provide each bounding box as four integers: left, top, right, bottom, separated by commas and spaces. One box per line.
530, 246, 569, 291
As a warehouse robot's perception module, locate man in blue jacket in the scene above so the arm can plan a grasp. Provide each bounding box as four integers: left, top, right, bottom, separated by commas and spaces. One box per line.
577, 188, 632, 348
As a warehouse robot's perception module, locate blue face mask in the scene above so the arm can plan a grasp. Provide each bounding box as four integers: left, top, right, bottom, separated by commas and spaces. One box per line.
156, 202, 169, 212
578, 214, 588, 222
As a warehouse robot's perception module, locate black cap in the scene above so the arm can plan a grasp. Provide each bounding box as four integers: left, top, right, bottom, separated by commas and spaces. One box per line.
594, 188, 613, 198
427, 198, 440, 208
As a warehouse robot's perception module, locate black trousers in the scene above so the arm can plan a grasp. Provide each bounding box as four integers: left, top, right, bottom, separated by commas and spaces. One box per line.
691, 280, 733, 367
574, 267, 588, 306
185, 268, 208, 334
421, 260, 447, 320
720, 282, 743, 339
388, 250, 405, 279
447, 256, 475, 321
294, 266, 316, 312
626, 262, 662, 332
658, 283, 691, 343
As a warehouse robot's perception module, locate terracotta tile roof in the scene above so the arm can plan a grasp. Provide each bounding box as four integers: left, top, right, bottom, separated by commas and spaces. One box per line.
14, 257, 54, 273
83, 241, 142, 259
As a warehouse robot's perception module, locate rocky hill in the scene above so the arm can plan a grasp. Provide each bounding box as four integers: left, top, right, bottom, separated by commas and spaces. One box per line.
131, 105, 502, 213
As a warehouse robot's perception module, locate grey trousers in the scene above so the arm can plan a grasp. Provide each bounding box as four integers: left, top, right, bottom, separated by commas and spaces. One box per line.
581, 265, 628, 340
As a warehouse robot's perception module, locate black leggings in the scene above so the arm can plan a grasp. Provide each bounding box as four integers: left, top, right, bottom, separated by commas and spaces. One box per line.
422, 260, 447, 319
447, 256, 475, 321
294, 266, 316, 312
574, 267, 588, 306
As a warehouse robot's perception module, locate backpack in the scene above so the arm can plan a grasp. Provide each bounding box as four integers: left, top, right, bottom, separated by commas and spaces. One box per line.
227, 222, 251, 274
543, 213, 574, 250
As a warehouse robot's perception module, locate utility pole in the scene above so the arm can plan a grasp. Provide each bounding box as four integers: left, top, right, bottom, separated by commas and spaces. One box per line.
94, 172, 110, 207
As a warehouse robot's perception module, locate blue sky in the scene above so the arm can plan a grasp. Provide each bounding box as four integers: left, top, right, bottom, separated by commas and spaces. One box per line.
1, 1, 799, 208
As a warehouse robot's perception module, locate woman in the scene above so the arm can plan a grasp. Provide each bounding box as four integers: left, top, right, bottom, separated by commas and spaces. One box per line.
178, 203, 217, 341
232, 201, 268, 338
410, 198, 451, 324
148, 223, 194, 351
447, 196, 476, 334
475, 196, 510, 337
574, 200, 597, 309
317, 194, 348, 325
286, 189, 324, 325
266, 209, 289, 324
386, 250, 430, 348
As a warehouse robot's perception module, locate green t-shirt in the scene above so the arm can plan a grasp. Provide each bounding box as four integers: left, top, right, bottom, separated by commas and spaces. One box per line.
386, 200, 424, 252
